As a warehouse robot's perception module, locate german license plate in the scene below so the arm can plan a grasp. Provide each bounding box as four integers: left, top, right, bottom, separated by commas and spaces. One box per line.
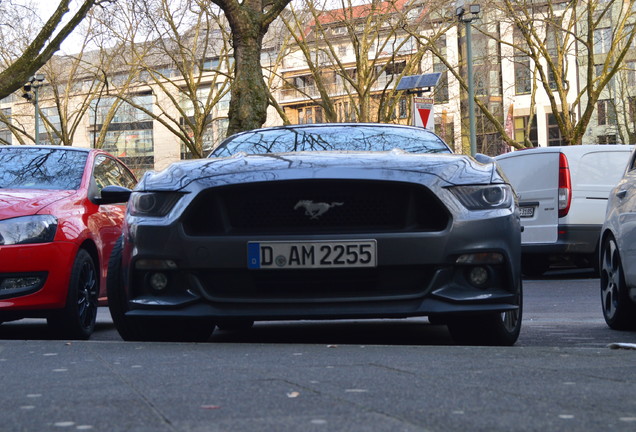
247, 240, 377, 269
519, 206, 535, 218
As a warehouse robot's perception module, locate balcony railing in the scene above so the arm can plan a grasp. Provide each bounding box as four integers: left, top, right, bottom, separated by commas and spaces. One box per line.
279, 74, 402, 102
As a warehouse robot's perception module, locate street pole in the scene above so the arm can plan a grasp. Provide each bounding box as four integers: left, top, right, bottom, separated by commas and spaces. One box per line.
22, 74, 45, 145
456, 3, 480, 156
466, 21, 477, 157
34, 86, 40, 145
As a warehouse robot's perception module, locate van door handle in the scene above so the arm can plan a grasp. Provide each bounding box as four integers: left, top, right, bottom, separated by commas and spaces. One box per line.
616, 190, 627, 199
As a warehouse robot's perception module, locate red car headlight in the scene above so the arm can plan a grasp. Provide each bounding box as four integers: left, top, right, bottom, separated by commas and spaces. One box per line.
0, 215, 58, 245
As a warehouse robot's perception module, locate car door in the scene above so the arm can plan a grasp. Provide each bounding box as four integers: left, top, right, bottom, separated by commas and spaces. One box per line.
90, 155, 137, 296
496, 150, 559, 244
614, 153, 636, 286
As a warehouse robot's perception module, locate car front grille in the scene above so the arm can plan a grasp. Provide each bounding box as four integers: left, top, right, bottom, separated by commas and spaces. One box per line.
181, 179, 450, 235
190, 266, 435, 303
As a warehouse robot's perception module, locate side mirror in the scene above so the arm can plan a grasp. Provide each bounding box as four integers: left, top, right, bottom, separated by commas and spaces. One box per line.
474, 153, 494, 164
96, 185, 133, 205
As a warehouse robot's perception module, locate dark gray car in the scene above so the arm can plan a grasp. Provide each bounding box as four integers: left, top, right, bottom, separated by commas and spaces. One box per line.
106, 123, 522, 345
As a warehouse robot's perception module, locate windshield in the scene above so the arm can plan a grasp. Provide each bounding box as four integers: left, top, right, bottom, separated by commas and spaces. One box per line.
0, 147, 88, 190
211, 125, 452, 157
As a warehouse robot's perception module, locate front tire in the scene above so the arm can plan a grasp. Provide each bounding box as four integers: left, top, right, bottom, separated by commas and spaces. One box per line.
47, 249, 98, 340
107, 237, 215, 342
447, 281, 523, 346
521, 255, 549, 278
600, 236, 636, 330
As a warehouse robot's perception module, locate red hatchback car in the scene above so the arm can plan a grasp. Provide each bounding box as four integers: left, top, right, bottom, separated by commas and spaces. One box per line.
0, 146, 136, 339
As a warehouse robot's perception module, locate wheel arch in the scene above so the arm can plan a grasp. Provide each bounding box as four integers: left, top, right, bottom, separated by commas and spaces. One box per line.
599, 228, 616, 263
79, 239, 100, 269
78, 239, 101, 294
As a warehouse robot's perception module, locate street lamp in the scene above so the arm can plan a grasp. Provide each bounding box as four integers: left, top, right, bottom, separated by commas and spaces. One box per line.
22, 74, 46, 145
456, 2, 480, 156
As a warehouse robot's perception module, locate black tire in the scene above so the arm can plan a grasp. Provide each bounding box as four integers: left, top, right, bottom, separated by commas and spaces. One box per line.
427, 315, 447, 325
447, 281, 523, 346
600, 236, 636, 330
107, 237, 215, 342
216, 319, 254, 332
47, 249, 98, 340
521, 255, 549, 278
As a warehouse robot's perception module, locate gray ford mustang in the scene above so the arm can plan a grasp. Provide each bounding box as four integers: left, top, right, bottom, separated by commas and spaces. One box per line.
105, 123, 522, 345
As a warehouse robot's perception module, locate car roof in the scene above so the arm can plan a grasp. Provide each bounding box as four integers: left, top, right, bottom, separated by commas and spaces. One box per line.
229, 122, 432, 135
0, 145, 93, 153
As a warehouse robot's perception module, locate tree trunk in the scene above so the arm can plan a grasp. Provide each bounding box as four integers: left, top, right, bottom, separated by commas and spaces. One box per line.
227, 34, 269, 137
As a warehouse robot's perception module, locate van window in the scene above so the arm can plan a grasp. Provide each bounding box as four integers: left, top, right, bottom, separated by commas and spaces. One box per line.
577, 152, 630, 186
630, 153, 636, 171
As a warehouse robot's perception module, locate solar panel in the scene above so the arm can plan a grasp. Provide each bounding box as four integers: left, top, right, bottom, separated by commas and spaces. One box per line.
396, 73, 442, 91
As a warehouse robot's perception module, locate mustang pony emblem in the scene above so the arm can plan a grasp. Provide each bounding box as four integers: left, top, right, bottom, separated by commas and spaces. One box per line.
294, 200, 344, 220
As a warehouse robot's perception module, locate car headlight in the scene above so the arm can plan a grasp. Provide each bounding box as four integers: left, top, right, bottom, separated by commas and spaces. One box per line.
0, 215, 58, 245
129, 192, 183, 217
449, 184, 513, 210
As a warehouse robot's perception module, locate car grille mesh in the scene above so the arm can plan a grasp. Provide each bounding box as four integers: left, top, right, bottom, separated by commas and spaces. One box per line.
181, 179, 450, 235
192, 266, 435, 303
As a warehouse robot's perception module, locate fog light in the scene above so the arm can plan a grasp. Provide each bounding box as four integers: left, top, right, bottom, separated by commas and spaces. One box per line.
468, 266, 489, 287
149, 272, 169, 291
0, 277, 42, 291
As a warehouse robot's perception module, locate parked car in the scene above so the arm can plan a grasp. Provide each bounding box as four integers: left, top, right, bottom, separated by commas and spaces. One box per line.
106, 123, 522, 345
0, 146, 136, 339
495, 145, 633, 276
599, 147, 636, 330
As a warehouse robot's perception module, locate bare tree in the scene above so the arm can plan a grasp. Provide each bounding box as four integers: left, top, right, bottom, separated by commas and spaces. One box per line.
210, 0, 293, 136
278, 0, 440, 124
0, 0, 107, 100
115, 0, 233, 158
494, 0, 635, 146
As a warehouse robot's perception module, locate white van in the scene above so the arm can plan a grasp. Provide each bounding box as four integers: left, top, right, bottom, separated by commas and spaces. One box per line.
495, 145, 633, 276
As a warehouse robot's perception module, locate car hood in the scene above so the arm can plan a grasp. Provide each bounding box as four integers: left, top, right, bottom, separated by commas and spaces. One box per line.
0, 189, 74, 219
140, 151, 499, 191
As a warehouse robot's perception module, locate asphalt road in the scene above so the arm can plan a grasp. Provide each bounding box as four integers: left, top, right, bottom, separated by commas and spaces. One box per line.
2, 269, 636, 432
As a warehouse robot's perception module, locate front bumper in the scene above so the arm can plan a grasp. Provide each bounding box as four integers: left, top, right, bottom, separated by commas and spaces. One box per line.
120, 212, 521, 320
0, 242, 76, 315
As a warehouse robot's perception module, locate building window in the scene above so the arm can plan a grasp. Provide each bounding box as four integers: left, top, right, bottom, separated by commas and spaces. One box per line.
515, 56, 532, 94
513, 115, 538, 147
598, 135, 617, 144
433, 63, 449, 103
596, 64, 614, 92
385, 61, 406, 76
547, 113, 565, 146
629, 96, 636, 123
398, 98, 408, 119
98, 129, 154, 171
297, 107, 323, 125
91, 94, 154, 170
594, 27, 612, 54
39, 106, 62, 145
627, 61, 636, 88
597, 99, 617, 125
0, 108, 11, 145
